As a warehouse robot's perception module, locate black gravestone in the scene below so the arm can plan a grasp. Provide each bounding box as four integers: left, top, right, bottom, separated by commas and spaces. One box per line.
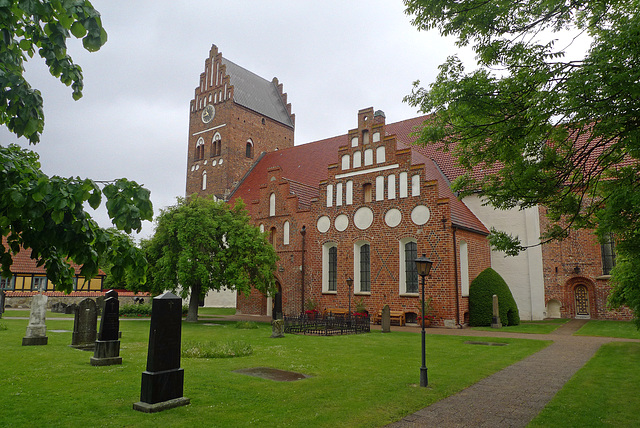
0, 290, 5, 318
90, 290, 122, 366
134, 291, 190, 413
71, 298, 97, 350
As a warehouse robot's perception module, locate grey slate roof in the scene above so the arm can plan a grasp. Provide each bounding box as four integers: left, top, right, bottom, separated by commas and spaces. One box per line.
222, 57, 294, 128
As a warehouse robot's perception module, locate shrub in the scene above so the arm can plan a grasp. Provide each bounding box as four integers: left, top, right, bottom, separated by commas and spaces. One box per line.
469, 268, 520, 327
182, 340, 253, 358
119, 303, 189, 317
0, 321, 7, 331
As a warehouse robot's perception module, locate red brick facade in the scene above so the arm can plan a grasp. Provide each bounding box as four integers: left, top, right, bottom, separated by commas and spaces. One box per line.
540, 209, 632, 320
230, 108, 491, 327
186, 45, 632, 324
186, 45, 295, 200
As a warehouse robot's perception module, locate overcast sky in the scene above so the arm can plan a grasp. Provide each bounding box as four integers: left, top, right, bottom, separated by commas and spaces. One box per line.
1, 1, 476, 239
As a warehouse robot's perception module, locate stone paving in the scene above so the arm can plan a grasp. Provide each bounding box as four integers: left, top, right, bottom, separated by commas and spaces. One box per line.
387, 320, 639, 427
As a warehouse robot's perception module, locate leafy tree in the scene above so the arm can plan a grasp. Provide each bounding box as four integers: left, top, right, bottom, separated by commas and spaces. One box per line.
139, 196, 278, 322
404, 1, 640, 321
1, 0, 107, 143
0, 2, 152, 292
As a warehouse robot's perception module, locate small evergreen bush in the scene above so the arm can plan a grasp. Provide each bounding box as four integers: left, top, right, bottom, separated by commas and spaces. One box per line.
469, 267, 520, 327
0, 321, 7, 331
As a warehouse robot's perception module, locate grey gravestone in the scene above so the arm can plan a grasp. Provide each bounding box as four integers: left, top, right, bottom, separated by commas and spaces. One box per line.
51, 302, 67, 313
491, 294, 502, 329
91, 290, 122, 366
271, 318, 284, 338
95, 295, 105, 315
64, 303, 77, 315
22, 293, 48, 346
381, 304, 391, 333
134, 291, 190, 413
71, 298, 98, 350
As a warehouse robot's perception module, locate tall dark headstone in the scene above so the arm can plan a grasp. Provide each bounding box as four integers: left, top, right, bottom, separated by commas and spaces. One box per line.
71, 298, 98, 350
22, 293, 48, 346
134, 291, 190, 413
491, 294, 502, 329
90, 290, 122, 366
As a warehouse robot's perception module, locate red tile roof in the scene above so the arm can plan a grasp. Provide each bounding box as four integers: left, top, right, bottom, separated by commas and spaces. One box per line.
230, 115, 489, 234
1, 236, 106, 276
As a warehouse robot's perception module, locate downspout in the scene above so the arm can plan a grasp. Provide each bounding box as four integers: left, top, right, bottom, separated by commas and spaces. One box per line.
452, 225, 461, 327
300, 225, 306, 314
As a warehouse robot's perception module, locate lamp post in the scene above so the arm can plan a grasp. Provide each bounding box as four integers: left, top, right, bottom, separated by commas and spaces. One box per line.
414, 254, 433, 387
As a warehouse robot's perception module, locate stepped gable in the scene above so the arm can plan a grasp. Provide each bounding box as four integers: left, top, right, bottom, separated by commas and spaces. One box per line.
221, 57, 294, 128
230, 114, 489, 233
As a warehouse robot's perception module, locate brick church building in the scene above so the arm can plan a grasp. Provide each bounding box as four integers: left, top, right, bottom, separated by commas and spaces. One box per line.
184, 45, 632, 325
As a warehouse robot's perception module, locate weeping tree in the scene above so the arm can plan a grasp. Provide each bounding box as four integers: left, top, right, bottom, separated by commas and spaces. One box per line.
139, 196, 278, 322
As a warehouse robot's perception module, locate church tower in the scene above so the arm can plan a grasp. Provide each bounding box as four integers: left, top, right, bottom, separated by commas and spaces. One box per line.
186, 45, 295, 200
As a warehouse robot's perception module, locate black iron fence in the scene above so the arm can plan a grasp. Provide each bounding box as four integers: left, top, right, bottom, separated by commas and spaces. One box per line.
284, 312, 370, 336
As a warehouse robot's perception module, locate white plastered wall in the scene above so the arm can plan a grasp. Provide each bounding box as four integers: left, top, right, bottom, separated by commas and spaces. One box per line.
462, 194, 546, 320
203, 288, 237, 308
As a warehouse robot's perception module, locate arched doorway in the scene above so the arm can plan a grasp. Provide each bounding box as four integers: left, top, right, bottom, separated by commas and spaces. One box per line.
574, 284, 590, 319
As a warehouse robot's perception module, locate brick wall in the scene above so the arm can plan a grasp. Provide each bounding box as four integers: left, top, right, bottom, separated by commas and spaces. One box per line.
540, 208, 633, 320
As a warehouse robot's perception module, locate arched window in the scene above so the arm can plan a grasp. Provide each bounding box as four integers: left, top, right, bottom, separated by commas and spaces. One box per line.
399, 172, 408, 198
269, 193, 276, 217
202, 170, 207, 191
246, 139, 254, 158
399, 238, 418, 294
341, 154, 350, 170
322, 242, 338, 293
283, 221, 290, 245
364, 148, 373, 166
376, 146, 386, 164
362, 129, 369, 145
354, 241, 371, 293
195, 137, 205, 161
212, 133, 221, 157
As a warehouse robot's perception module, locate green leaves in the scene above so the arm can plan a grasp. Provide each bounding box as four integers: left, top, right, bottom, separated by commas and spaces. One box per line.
0, 144, 153, 293
0, 0, 107, 143
404, 0, 640, 322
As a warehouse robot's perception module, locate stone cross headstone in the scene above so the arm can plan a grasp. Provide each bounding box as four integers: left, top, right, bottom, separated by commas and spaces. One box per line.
271, 318, 284, 338
91, 290, 122, 366
134, 291, 190, 413
491, 294, 502, 329
22, 293, 48, 346
71, 298, 98, 350
381, 304, 391, 333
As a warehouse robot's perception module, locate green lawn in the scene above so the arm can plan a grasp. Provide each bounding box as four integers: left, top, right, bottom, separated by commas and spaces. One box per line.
197, 307, 236, 316
529, 342, 640, 427
575, 320, 640, 339
0, 318, 547, 428
472, 318, 569, 334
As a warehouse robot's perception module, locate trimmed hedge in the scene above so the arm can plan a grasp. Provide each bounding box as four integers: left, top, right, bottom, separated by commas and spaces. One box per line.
469, 268, 520, 327
119, 303, 189, 317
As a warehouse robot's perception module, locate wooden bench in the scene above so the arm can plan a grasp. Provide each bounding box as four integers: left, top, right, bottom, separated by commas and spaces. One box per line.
373, 310, 406, 326
323, 308, 349, 316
